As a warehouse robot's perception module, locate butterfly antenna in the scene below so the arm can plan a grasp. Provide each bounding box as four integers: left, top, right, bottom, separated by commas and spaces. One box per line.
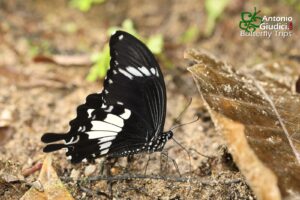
174, 97, 192, 124
189, 148, 214, 159
170, 115, 200, 131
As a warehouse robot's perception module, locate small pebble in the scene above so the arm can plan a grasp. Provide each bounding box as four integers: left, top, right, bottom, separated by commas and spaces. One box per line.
84, 165, 96, 176
70, 169, 80, 181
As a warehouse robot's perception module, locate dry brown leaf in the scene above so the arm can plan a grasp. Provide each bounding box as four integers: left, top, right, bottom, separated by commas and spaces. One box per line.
0, 66, 76, 89
33, 54, 92, 66
210, 111, 280, 200
20, 155, 74, 200
186, 49, 300, 200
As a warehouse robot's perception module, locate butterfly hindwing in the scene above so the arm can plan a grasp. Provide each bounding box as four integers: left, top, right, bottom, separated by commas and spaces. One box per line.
41, 31, 167, 163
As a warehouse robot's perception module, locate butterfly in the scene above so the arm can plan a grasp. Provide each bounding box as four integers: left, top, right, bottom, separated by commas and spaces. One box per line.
41, 30, 173, 163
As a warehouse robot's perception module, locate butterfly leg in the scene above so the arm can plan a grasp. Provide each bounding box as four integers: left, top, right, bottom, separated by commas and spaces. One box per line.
104, 158, 118, 198
160, 150, 168, 175
161, 151, 181, 177
144, 154, 151, 175
125, 154, 135, 174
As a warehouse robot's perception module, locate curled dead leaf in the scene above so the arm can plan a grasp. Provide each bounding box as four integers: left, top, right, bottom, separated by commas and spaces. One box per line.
20, 155, 74, 200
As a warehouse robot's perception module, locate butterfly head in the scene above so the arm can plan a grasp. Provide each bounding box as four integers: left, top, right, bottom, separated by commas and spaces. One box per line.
164, 130, 173, 140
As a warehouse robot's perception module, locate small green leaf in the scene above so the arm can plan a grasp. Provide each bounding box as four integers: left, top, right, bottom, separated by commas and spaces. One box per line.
181, 25, 200, 43
69, 0, 106, 12
204, 0, 230, 36
146, 34, 163, 54
122, 19, 138, 36
87, 45, 110, 81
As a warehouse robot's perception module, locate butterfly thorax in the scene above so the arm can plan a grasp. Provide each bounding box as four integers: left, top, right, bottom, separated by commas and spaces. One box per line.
144, 130, 173, 153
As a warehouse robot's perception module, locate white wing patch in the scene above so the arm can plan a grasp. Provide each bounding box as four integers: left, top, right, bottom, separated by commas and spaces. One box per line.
138, 66, 151, 76
119, 68, 133, 79
91, 121, 122, 132
118, 34, 124, 40
100, 149, 109, 155
120, 109, 131, 119
126, 66, 143, 77
104, 114, 124, 127
98, 136, 116, 143
150, 68, 156, 75
86, 131, 118, 139
84, 106, 132, 152
99, 142, 112, 150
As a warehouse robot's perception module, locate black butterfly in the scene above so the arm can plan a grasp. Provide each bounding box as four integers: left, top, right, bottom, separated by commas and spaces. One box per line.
41, 31, 173, 163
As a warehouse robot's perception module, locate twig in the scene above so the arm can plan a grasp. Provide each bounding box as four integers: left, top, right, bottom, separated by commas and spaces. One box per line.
189, 147, 215, 159
62, 174, 242, 186
79, 186, 110, 198
22, 163, 43, 177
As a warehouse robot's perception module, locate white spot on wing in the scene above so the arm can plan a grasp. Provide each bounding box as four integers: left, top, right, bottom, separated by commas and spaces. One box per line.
65, 136, 80, 145
126, 66, 143, 77
118, 34, 124, 40
67, 156, 72, 160
138, 66, 151, 76
98, 136, 116, 143
91, 121, 122, 132
150, 68, 156, 75
104, 114, 124, 127
101, 104, 107, 109
86, 131, 118, 139
108, 79, 113, 84
101, 149, 109, 155
104, 90, 109, 94
117, 101, 124, 105
119, 68, 133, 79
99, 142, 112, 150
113, 70, 117, 75
120, 109, 131, 119
87, 109, 94, 118
104, 105, 113, 112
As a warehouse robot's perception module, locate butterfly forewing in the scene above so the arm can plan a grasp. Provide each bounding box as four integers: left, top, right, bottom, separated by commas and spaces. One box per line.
41, 31, 167, 163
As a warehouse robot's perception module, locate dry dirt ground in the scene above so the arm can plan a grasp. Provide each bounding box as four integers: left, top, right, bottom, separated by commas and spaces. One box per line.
0, 0, 299, 199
